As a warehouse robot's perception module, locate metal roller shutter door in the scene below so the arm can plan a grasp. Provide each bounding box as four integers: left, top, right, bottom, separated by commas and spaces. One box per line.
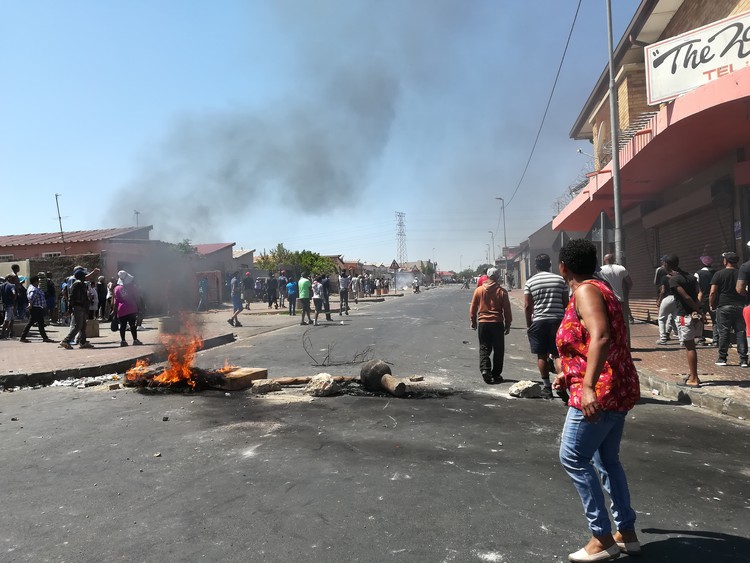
657, 206, 734, 267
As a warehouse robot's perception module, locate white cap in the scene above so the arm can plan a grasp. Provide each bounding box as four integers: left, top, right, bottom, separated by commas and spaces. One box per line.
487, 267, 499, 279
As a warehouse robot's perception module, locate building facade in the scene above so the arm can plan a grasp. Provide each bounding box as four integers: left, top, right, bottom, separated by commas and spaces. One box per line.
553, 0, 750, 321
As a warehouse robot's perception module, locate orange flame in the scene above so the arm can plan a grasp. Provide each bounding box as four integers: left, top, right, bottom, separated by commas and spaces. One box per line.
217, 359, 238, 374
126, 358, 152, 382
154, 328, 204, 388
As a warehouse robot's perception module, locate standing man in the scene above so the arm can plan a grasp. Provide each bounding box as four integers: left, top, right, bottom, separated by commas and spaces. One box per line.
597, 253, 633, 346
19, 275, 54, 343
339, 271, 351, 315
656, 256, 678, 345
298, 272, 313, 326
321, 273, 333, 321
695, 255, 717, 346
278, 270, 288, 309
228, 271, 243, 327
470, 268, 512, 384
242, 272, 254, 310
1, 274, 17, 339
59, 268, 94, 349
266, 271, 279, 309
709, 251, 747, 367
736, 241, 750, 354
665, 254, 703, 387
524, 253, 568, 399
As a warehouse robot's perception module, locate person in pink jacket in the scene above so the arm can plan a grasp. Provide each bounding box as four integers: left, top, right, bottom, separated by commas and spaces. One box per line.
113, 270, 142, 347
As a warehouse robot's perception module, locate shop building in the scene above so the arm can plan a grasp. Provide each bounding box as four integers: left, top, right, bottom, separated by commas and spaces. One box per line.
553, 0, 750, 321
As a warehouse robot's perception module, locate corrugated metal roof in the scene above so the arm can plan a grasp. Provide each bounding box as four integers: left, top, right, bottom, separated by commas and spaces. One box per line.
0, 227, 152, 247
195, 243, 235, 255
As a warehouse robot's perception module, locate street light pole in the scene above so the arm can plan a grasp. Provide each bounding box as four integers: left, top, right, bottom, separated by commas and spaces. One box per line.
495, 198, 507, 255
488, 231, 495, 264
606, 0, 624, 264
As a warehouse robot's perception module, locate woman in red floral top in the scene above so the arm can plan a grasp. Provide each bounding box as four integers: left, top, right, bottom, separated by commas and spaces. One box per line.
553, 239, 641, 562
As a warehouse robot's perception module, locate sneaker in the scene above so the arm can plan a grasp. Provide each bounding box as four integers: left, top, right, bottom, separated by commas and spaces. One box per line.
313, 321, 319, 326
19, 338, 31, 343
59, 341, 72, 349
541, 386, 554, 400
227, 319, 235, 327
300, 321, 308, 325
481, 371, 492, 384
79, 342, 94, 349
742, 362, 749, 368
234, 321, 242, 327
42, 339, 56, 343
715, 360, 728, 366
120, 341, 129, 347
492, 375, 504, 384
133, 339, 143, 345
656, 339, 668, 345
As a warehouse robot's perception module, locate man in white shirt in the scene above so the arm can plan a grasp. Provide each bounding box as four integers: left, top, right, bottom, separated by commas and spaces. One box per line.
597, 253, 633, 346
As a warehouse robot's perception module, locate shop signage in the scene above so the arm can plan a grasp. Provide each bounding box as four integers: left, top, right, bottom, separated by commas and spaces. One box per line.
645, 10, 750, 105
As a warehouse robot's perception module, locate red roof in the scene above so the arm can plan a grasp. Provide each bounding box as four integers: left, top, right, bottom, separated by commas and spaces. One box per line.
0, 226, 152, 247
194, 243, 235, 255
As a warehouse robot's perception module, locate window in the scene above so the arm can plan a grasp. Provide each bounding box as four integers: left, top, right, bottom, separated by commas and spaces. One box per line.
42, 252, 61, 258
0, 255, 13, 261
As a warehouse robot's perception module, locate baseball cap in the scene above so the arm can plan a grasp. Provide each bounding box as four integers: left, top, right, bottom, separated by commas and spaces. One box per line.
487, 267, 499, 279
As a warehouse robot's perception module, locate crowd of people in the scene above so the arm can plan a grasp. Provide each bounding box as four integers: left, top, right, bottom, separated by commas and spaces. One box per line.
1, 264, 144, 349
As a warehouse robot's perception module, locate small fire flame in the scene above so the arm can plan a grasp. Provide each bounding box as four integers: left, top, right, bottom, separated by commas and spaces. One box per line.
217, 359, 238, 374
153, 329, 204, 389
126, 358, 152, 382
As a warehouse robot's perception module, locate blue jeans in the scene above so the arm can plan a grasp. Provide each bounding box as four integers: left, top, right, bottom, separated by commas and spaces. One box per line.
716, 305, 748, 363
559, 408, 636, 536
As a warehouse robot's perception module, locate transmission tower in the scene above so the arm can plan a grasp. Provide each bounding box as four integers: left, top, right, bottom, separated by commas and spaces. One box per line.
395, 211, 407, 266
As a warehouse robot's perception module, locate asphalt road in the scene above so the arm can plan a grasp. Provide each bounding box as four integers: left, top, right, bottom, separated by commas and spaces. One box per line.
2, 286, 749, 562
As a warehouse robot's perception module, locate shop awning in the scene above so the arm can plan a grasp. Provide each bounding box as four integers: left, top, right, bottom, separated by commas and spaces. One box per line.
553, 66, 750, 232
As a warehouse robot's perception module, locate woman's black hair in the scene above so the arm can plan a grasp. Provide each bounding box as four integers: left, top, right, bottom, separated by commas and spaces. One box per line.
559, 239, 598, 277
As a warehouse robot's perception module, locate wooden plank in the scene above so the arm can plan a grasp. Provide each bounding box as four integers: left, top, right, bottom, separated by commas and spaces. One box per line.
268, 376, 358, 386
219, 368, 268, 391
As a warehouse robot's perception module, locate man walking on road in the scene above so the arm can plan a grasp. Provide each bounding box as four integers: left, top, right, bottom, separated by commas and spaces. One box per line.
710, 252, 747, 367
470, 268, 512, 384
524, 254, 568, 399
735, 241, 750, 352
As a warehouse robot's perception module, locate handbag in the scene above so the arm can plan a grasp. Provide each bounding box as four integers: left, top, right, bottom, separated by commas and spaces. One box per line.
110, 315, 118, 332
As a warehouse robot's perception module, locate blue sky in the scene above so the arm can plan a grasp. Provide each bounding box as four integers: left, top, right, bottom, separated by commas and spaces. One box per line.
1, 1, 637, 271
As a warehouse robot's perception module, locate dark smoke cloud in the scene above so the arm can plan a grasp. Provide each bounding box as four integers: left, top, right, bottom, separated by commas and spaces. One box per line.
109, 1, 479, 241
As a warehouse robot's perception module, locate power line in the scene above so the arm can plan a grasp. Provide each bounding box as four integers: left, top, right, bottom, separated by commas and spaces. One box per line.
504, 0, 582, 209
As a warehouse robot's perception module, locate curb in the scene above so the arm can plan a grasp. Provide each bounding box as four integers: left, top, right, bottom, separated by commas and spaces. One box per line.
0, 332, 236, 389
637, 368, 750, 420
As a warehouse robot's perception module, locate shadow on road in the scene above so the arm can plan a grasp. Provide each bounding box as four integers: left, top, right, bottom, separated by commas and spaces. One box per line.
641, 528, 750, 562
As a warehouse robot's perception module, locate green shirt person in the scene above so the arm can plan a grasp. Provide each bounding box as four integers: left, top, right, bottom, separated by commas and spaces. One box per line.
298, 275, 312, 299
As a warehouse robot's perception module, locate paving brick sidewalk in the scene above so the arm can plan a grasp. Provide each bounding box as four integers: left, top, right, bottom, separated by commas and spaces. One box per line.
507, 292, 750, 420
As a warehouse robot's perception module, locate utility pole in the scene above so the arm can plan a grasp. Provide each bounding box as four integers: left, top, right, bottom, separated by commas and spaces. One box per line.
134, 210, 140, 227
488, 231, 495, 264
54, 193, 66, 255
606, 0, 624, 265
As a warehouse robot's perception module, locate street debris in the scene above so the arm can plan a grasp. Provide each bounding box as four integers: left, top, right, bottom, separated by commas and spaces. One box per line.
509, 380, 542, 398
360, 359, 407, 397
251, 380, 283, 394
409, 375, 424, 382
50, 374, 120, 389
304, 373, 341, 397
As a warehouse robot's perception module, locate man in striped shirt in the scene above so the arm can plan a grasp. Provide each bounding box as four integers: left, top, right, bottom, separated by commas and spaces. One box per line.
524, 254, 568, 399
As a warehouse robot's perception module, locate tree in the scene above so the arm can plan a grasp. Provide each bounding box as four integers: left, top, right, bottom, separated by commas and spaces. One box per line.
172, 239, 197, 255
295, 250, 335, 278
456, 268, 475, 280
475, 263, 492, 276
